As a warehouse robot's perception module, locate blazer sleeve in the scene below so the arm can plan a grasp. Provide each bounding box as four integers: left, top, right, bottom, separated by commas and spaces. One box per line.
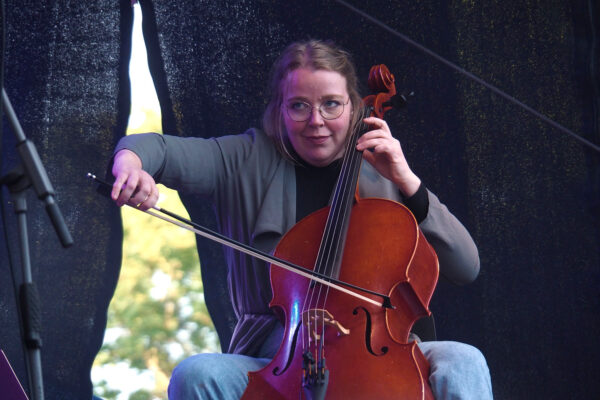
419, 189, 480, 285
113, 130, 261, 197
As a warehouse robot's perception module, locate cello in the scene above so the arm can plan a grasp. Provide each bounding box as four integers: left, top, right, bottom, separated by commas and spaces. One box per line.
241, 64, 440, 400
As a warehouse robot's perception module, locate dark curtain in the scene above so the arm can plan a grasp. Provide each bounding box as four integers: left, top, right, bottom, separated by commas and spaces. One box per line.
0, 1, 127, 400
0, 1, 598, 399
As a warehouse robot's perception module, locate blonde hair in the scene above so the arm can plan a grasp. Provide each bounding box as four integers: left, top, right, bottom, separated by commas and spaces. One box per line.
262, 40, 363, 161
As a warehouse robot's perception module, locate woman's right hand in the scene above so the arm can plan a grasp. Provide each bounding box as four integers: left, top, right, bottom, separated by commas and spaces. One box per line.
111, 149, 159, 210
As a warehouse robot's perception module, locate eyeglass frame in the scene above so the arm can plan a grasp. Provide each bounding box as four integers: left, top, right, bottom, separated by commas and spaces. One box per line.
283, 97, 351, 122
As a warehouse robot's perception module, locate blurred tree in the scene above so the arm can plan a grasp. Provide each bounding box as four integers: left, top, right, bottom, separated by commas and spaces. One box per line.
93, 194, 219, 400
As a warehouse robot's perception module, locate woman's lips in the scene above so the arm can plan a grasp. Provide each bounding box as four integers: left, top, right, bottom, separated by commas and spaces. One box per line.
305, 136, 329, 145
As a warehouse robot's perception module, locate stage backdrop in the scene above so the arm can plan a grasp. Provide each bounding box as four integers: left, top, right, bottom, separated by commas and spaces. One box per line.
0, 1, 598, 399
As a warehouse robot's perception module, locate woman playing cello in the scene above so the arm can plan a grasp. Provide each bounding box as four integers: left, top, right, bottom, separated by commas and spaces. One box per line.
110, 40, 493, 399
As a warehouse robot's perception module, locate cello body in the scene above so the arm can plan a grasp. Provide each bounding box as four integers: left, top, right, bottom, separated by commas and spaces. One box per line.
242, 198, 439, 399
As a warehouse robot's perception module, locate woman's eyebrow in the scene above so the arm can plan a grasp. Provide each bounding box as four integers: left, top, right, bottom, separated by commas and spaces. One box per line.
286, 94, 345, 102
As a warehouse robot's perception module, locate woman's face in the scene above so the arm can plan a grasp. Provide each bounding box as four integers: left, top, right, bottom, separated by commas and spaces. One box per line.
282, 68, 352, 167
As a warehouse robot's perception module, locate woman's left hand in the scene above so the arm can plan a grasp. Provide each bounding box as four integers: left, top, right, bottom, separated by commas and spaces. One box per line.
356, 116, 421, 197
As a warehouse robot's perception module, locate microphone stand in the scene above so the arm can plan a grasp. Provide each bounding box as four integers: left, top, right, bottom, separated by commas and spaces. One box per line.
0, 88, 73, 400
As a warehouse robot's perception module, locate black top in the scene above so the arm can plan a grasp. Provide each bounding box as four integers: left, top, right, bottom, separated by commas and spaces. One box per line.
295, 159, 343, 222
295, 159, 429, 224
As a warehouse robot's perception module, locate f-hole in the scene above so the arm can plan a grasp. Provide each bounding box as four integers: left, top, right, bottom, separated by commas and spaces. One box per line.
353, 307, 388, 356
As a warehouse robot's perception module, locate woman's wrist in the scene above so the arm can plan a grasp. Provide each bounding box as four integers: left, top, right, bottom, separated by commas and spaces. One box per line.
395, 171, 421, 198
114, 149, 142, 170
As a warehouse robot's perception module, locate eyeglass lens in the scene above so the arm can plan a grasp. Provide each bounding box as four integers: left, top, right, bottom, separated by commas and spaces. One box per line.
286, 99, 348, 122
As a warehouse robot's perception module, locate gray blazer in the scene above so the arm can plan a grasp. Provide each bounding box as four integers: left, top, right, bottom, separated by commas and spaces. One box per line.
115, 128, 480, 355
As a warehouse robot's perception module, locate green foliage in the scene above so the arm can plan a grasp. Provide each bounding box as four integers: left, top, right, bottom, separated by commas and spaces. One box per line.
129, 390, 152, 400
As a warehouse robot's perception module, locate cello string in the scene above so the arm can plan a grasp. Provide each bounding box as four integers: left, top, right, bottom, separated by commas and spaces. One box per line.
333, 0, 600, 154
300, 163, 344, 333
321, 114, 371, 348
299, 136, 354, 353
304, 110, 364, 354
301, 160, 351, 357
307, 128, 353, 349
318, 110, 368, 341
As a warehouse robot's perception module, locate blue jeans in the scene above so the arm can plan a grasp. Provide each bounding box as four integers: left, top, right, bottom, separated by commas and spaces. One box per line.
418, 341, 493, 399
168, 326, 493, 399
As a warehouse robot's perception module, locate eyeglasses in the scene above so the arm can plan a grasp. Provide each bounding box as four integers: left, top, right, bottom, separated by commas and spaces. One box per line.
284, 98, 350, 122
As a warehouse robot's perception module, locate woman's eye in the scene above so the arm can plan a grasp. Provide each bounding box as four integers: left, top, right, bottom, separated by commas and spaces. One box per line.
323, 100, 341, 109
291, 102, 309, 111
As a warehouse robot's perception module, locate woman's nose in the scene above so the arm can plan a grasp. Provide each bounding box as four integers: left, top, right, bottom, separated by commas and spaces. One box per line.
308, 107, 324, 126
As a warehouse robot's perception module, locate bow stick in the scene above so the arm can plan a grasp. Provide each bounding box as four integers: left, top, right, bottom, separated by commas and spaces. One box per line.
87, 173, 394, 309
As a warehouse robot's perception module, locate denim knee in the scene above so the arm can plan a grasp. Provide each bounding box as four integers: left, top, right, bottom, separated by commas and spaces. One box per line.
169, 354, 220, 399
423, 341, 487, 369
168, 353, 270, 400
419, 341, 493, 400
